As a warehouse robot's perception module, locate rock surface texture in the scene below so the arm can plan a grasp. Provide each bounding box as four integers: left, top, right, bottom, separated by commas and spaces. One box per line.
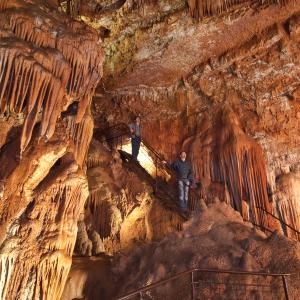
75, 139, 183, 255
0, 0, 300, 299
0, 1, 103, 299
92, 0, 300, 236
113, 202, 300, 299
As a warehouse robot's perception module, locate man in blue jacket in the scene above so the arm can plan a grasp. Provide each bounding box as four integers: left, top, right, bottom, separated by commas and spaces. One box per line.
164, 151, 195, 213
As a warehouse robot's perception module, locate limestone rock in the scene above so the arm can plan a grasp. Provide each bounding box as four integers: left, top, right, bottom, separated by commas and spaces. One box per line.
0, 1, 103, 299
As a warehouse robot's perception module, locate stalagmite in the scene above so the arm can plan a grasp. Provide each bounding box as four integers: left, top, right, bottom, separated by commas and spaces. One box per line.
0, 0, 103, 299
0, 0, 300, 298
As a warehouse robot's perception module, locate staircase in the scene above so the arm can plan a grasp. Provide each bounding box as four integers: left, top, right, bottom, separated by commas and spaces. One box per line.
98, 123, 201, 218
95, 123, 299, 300
97, 123, 300, 242
119, 149, 192, 221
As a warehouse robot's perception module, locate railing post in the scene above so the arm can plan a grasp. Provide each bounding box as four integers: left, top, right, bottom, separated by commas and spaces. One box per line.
282, 275, 290, 300
139, 291, 143, 300
191, 271, 195, 300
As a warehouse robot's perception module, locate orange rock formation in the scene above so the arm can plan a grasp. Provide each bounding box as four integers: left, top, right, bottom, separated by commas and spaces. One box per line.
0, 1, 103, 299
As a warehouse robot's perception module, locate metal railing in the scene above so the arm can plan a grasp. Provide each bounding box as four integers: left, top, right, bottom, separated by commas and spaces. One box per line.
256, 205, 300, 242
99, 123, 200, 214
98, 123, 298, 300
98, 123, 300, 240
116, 268, 292, 300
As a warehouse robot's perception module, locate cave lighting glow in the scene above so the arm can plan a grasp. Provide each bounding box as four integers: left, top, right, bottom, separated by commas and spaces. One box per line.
118, 141, 157, 176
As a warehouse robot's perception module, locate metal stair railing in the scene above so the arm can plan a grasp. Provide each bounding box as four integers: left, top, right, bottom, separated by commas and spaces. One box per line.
116, 268, 292, 300
256, 205, 300, 242
100, 122, 200, 213
98, 123, 300, 241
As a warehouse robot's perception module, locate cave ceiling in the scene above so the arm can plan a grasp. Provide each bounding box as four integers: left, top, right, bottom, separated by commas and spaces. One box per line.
68, 0, 300, 91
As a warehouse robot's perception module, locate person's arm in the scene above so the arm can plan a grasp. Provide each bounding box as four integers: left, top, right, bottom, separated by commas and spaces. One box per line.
128, 124, 135, 135
162, 160, 176, 171
170, 160, 178, 171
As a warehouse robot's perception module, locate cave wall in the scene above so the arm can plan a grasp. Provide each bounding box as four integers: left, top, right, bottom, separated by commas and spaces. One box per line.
75, 139, 183, 255
0, 0, 299, 298
113, 201, 300, 299
92, 1, 300, 236
0, 1, 103, 299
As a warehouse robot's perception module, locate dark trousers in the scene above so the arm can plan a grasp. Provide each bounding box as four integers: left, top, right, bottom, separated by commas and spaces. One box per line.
131, 136, 141, 160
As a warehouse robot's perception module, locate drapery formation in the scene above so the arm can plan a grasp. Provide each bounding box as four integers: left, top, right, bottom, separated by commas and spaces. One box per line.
0, 0, 103, 152
0, 1, 103, 299
275, 174, 300, 240
188, 0, 295, 19
183, 106, 274, 228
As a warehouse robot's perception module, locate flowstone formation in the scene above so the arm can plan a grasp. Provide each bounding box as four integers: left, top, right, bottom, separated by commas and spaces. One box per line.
0, 0, 300, 299
75, 139, 183, 255
0, 0, 103, 299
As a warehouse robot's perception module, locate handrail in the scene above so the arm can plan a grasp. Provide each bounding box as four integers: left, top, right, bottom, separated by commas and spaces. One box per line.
104, 122, 168, 163
116, 267, 292, 300
99, 123, 300, 241
111, 123, 199, 211
256, 205, 300, 240
102, 123, 199, 186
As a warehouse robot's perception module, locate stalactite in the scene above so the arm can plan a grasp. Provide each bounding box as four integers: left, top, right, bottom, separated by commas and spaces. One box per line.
108, 85, 178, 125
88, 193, 113, 239
66, 0, 80, 19
76, 140, 186, 255
275, 174, 300, 240
184, 107, 274, 229
34, 178, 88, 255
188, 0, 295, 19
0, 1, 103, 298
277, 199, 300, 239
65, 113, 94, 166
0, 43, 68, 151
86, 156, 103, 169
0, 255, 15, 300
0, 0, 103, 152
2, 173, 89, 299
34, 252, 71, 300
3, 6, 103, 97
0, 176, 89, 300
213, 137, 272, 227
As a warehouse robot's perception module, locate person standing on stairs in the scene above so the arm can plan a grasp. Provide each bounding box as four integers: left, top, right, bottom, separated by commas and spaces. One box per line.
129, 116, 141, 161
163, 151, 195, 214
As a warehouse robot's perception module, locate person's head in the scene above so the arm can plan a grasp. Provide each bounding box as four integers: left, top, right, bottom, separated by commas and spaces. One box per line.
135, 116, 141, 124
179, 151, 186, 161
